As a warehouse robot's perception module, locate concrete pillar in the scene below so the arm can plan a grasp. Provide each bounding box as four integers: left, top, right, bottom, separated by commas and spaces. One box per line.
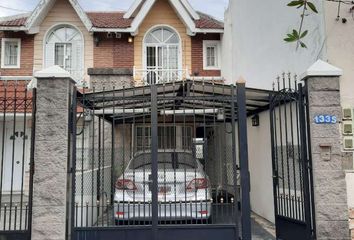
31, 66, 75, 240
302, 60, 350, 239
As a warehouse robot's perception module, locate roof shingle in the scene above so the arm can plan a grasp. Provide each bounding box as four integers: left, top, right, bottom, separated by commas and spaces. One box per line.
0, 11, 223, 30
0, 17, 27, 27
195, 12, 224, 29
86, 12, 133, 28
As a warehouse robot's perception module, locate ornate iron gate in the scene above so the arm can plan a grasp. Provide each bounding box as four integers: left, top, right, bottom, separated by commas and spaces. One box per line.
0, 80, 36, 240
269, 76, 316, 240
71, 80, 269, 240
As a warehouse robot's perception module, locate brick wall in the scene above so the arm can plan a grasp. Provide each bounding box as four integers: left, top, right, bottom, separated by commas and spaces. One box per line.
350, 209, 354, 239
0, 31, 221, 78
191, 33, 221, 77
0, 31, 34, 76
93, 33, 134, 69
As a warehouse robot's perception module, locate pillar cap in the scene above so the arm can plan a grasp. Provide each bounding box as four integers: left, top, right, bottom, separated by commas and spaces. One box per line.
34, 65, 72, 79
300, 59, 343, 80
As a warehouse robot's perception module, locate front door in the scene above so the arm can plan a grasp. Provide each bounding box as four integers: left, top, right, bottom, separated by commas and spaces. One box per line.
146, 45, 179, 84
2, 124, 28, 193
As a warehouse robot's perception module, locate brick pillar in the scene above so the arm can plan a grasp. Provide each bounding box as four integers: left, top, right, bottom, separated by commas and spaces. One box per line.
31, 66, 75, 240
350, 208, 354, 240
302, 60, 350, 239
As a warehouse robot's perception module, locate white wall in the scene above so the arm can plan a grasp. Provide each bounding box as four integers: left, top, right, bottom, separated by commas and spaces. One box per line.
223, 0, 354, 221
222, 0, 326, 89
324, 1, 354, 107
324, 1, 354, 209
247, 111, 275, 223
222, 0, 323, 221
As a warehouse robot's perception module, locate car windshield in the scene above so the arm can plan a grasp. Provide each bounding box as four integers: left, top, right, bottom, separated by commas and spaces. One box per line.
128, 152, 198, 170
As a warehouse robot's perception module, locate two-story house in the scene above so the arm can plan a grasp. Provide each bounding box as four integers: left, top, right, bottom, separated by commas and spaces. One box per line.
0, 0, 224, 194
0, 0, 224, 88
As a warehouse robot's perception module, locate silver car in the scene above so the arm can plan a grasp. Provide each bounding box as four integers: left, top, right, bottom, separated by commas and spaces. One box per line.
114, 150, 212, 222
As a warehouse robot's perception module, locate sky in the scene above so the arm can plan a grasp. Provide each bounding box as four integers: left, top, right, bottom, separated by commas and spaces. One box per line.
0, 0, 229, 21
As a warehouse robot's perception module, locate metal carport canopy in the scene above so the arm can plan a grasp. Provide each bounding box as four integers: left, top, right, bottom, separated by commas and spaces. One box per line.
77, 80, 272, 122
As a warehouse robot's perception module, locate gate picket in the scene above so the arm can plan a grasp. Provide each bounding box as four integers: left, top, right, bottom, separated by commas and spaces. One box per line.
269, 75, 315, 240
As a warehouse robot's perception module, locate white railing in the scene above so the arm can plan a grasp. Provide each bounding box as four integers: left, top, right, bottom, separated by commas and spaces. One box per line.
133, 68, 190, 85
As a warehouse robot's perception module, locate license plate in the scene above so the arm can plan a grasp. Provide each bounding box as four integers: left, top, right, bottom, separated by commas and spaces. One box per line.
158, 186, 171, 195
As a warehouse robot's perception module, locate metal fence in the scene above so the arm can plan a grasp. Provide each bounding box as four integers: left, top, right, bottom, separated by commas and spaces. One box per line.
0, 80, 36, 239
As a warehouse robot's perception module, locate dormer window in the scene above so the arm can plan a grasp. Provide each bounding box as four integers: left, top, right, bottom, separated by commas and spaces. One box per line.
45, 25, 84, 83
1, 38, 21, 69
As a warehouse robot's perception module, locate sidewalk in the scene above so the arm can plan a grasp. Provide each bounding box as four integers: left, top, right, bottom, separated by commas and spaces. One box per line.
251, 213, 276, 240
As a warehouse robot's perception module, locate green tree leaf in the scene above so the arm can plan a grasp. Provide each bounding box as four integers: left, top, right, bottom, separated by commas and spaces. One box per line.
284, 32, 297, 42
284, 37, 296, 42
300, 41, 307, 48
300, 30, 308, 39
287, 0, 304, 7
307, 2, 318, 13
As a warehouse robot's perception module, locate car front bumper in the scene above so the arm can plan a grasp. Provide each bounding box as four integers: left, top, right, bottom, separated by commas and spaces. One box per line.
114, 201, 212, 220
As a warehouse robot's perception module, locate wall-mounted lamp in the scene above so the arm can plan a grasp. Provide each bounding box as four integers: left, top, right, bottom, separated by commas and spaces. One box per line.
128, 36, 134, 43
94, 35, 100, 47
252, 114, 260, 127
217, 109, 225, 121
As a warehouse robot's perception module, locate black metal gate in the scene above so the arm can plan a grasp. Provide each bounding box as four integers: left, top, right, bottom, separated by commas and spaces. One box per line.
71, 80, 270, 240
269, 76, 315, 240
0, 80, 36, 240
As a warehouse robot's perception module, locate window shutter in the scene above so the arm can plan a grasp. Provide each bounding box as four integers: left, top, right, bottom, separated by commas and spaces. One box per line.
45, 42, 55, 68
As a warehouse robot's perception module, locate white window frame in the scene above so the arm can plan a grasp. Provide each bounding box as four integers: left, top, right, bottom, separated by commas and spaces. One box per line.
1, 38, 21, 69
54, 42, 73, 70
43, 24, 85, 85
142, 25, 183, 84
203, 40, 221, 70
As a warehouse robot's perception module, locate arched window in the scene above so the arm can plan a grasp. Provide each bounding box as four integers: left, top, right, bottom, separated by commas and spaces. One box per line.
143, 26, 181, 84
45, 25, 84, 83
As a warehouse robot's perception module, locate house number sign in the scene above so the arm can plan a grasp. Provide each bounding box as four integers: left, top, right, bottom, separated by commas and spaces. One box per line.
314, 115, 337, 124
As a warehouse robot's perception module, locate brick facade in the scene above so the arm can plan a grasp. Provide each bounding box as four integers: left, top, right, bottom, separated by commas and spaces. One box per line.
350, 209, 354, 240
0, 32, 34, 76
93, 33, 134, 69
191, 33, 221, 77
0, 31, 222, 79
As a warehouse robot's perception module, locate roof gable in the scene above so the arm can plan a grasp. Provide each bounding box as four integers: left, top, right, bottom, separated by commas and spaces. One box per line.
25, 0, 92, 33
180, 0, 200, 20
0, 0, 223, 33
125, 0, 200, 20
124, 0, 145, 19
128, 0, 197, 35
